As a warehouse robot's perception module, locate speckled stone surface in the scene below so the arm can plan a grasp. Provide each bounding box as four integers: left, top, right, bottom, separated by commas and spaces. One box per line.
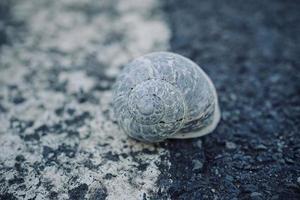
0, 0, 300, 199
0, 0, 170, 199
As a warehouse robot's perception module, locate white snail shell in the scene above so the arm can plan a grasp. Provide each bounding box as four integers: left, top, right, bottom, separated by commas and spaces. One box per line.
112, 52, 220, 142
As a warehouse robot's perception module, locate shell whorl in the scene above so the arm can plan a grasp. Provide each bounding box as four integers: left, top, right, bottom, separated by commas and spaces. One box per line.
112, 52, 220, 142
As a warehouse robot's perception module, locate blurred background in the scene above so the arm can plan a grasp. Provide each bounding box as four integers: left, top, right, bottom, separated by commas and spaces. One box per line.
0, 0, 299, 199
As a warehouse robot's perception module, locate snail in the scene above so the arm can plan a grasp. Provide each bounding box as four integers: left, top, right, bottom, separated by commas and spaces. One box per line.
112, 52, 220, 142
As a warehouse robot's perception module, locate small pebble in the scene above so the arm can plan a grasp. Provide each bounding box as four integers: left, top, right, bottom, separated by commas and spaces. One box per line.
251, 192, 262, 197
254, 144, 267, 150
250, 192, 263, 200
271, 195, 279, 200
195, 140, 202, 148
285, 158, 294, 164
175, 153, 181, 157
192, 160, 203, 170
225, 175, 234, 182
242, 184, 257, 192
226, 141, 237, 149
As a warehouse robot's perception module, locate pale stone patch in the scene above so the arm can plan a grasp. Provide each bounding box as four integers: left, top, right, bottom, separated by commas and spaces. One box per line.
0, 0, 171, 199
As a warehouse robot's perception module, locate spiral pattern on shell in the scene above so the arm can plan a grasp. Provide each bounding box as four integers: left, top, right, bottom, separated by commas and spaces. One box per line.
113, 52, 220, 142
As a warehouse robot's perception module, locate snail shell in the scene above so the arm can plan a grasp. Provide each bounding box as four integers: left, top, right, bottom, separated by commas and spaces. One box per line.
112, 52, 220, 142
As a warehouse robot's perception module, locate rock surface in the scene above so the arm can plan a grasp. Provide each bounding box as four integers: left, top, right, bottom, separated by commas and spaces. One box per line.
0, 0, 299, 199
0, 0, 170, 199
161, 0, 300, 199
